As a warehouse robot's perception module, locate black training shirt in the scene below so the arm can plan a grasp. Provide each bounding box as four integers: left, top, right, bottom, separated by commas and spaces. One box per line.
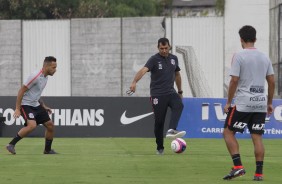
144, 53, 180, 96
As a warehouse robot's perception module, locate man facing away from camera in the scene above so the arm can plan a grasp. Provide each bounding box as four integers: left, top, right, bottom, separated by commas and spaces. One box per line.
223, 25, 275, 181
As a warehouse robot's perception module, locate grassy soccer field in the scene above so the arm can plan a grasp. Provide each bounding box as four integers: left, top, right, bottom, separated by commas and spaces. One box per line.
0, 138, 281, 184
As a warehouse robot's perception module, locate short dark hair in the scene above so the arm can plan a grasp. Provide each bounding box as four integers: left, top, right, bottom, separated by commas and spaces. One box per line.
239, 25, 256, 43
44, 56, 56, 63
158, 38, 170, 47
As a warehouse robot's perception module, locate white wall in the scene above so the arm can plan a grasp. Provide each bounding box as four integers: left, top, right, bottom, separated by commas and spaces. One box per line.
0, 20, 21, 96
166, 17, 224, 98
224, 0, 270, 70
22, 20, 71, 96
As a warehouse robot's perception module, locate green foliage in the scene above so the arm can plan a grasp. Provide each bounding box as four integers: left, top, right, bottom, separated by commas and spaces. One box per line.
109, 0, 157, 17
73, 0, 110, 18
215, 0, 225, 16
0, 0, 169, 19
0, 0, 80, 19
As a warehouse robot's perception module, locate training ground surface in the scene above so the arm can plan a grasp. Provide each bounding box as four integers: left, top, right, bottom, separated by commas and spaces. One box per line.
0, 138, 281, 184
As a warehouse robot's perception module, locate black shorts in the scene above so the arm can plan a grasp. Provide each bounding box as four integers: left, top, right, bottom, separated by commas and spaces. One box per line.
224, 106, 266, 134
20, 105, 51, 126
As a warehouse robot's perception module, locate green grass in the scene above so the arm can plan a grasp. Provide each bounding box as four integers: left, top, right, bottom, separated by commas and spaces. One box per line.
0, 138, 281, 184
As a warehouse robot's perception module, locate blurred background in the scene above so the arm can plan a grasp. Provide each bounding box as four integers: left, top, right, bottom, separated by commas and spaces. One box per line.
0, 0, 280, 98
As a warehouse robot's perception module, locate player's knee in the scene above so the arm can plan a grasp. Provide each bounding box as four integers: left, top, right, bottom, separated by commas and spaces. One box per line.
26, 121, 37, 130
45, 121, 55, 131
223, 128, 231, 138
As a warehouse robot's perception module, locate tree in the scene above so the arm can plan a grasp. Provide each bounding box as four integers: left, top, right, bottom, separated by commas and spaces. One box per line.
73, 0, 110, 18
0, 0, 169, 19
0, 0, 80, 19
108, 0, 158, 17
215, 0, 225, 16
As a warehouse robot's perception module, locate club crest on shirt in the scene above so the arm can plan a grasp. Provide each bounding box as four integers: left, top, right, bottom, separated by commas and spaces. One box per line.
28, 113, 34, 118
158, 62, 162, 69
153, 98, 158, 105
171, 59, 175, 65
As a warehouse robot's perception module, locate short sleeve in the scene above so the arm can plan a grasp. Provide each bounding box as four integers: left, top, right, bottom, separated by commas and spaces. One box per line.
266, 58, 274, 76
175, 55, 180, 72
23, 70, 41, 89
144, 56, 155, 71
229, 54, 240, 77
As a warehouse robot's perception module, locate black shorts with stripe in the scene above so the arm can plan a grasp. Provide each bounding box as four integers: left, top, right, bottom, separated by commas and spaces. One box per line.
20, 105, 51, 126
224, 106, 266, 134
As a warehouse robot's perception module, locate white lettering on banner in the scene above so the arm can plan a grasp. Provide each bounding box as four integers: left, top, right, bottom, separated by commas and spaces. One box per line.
201, 127, 282, 135
83, 109, 95, 126
214, 103, 227, 121
201, 103, 227, 121
201, 103, 282, 122
3, 108, 14, 125
53, 109, 66, 125
95, 109, 104, 126
264, 129, 282, 134
0, 108, 104, 126
201, 103, 209, 120
0, 108, 25, 125
52, 109, 104, 126
274, 105, 282, 122
202, 127, 224, 133
71, 109, 83, 126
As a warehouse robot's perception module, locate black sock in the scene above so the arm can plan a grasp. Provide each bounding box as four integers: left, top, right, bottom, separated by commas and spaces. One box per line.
255, 161, 263, 174
45, 139, 53, 152
9, 134, 22, 145
232, 154, 243, 166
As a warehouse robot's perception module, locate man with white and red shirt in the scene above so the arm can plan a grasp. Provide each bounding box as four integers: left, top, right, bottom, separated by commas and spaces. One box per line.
6, 56, 57, 155
223, 26, 275, 181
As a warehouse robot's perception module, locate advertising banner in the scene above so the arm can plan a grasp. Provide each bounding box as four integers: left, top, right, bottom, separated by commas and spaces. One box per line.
0, 97, 156, 137
178, 98, 282, 139
0, 97, 281, 138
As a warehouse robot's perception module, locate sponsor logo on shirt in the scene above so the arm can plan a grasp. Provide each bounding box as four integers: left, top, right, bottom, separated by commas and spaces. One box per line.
250, 97, 266, 102
158, 62, 162, 69
250, 86, 264, 93
246, 105, 265, 109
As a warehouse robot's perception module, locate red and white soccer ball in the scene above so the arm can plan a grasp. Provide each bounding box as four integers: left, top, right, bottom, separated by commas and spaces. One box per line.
171, 138, 187, 153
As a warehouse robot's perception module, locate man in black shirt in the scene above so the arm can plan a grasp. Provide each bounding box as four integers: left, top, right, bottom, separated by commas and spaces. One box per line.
129, 38, 186, 155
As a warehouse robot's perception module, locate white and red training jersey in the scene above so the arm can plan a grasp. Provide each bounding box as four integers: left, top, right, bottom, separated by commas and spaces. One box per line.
230, 48, 274, 112
22, 69, 48, 107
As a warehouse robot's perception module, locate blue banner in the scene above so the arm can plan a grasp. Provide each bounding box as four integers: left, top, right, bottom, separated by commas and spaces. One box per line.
178, 98, 282, 138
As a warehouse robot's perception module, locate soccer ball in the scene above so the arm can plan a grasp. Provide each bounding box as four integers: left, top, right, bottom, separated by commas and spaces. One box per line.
171, 138, 186, 153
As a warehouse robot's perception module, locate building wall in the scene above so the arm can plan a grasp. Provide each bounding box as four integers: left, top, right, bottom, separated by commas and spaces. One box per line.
22, 20, 71, 96
166, 17, 224, 98
0, 20, 21, 96
71, 17, 164, 96
71, 18, 122, 96
224, 0, 269, 73
121, 17, 165, 97
269, 0, 281, 67
270, 0, 282, 96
